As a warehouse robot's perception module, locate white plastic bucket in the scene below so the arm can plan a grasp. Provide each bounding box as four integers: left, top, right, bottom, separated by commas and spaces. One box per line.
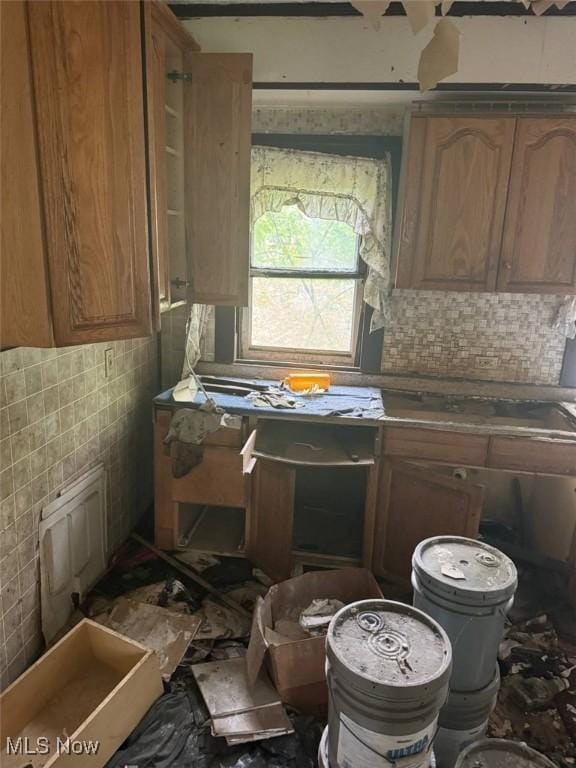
326, 600, 452, 768
412, 537, 516, 692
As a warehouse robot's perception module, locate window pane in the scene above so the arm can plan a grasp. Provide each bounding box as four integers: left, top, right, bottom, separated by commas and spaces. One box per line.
250, 277, 357, 353
252, 205, 358, 272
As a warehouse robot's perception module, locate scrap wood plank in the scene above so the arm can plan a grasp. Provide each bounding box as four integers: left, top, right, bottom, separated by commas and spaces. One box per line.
192, 657, 280, 717
104, 598, 202, 680
131, 533, 252, 619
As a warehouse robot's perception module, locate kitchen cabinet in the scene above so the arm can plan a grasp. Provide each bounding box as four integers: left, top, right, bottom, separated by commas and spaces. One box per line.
153, 390, 381, 574
1, 0, 53, 347
396, 116, 515, 292
145, 4, 253, 309
1, 0, 153, 348
2, 0, 152, 347
372, 459, 483, 584
499, 118, 576, 293
396, 113, 576, 296
2, 0, 252, 350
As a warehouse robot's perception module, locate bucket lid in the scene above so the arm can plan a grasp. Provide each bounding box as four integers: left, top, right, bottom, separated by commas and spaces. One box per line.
326, 599, 452, 692
455, 739, 556, 768
412, 537, 517, 605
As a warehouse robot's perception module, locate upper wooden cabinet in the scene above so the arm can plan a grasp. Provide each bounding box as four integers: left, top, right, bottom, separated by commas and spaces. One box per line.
145, 5, 252, 310
397, 116, 515, 292
1, 0, 153, 348
396, 113, 576, 296
1, 0, 151, 346
499, 118, 576, 294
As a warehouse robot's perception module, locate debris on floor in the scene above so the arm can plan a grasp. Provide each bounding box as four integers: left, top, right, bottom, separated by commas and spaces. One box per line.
192, 658, 294, 744
99, 597, 202, 680
298, 598, 345, 634
83, 540, 326, 764
489, 602, 576, 767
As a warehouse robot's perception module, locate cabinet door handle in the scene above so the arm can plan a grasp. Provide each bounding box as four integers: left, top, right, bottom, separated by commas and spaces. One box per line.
503, 261, 512, 270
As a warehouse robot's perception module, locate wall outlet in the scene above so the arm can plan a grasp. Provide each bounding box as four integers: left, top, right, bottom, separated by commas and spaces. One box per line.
475, 356, 498, 370
104, 348, 114, 378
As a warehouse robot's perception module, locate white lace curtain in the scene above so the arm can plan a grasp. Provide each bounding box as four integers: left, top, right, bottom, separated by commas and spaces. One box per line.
251, 145, 393, 330
181, 304, 212, 377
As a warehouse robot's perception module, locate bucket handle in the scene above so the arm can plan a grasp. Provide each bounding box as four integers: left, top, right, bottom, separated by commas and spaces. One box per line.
329, 687, 439, 768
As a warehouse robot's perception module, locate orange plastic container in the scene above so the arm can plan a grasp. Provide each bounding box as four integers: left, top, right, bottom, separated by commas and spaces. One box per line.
283, 372, 331, 393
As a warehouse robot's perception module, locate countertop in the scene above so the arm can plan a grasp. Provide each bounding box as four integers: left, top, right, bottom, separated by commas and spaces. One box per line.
154, 377, 576, 441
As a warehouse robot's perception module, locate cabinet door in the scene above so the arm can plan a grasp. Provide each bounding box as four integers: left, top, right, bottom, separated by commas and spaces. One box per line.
372, 460, 483, 585
184, 53, 252, 306
396, 116, 515, 292
0, 0, 54, 347
246, 459, 295, 581
28, 1, 152, 345
498, 117, 576, 294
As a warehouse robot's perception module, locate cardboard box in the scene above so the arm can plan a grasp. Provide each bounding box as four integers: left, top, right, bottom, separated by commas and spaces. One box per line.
246, 568, 383, 714
0, 619, 163, 768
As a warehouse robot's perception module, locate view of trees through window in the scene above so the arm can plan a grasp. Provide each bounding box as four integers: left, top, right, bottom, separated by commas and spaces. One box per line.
249, 205, 361, 354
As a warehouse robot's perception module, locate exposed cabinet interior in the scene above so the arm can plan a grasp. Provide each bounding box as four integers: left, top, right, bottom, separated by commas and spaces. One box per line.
146, 6, 253, 310
396, 112, 576, 296
145, 1, 197, 314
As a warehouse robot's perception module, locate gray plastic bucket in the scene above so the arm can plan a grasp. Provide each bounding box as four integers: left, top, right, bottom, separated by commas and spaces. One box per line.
434, 666, 500, 768
455, 738, 557, 768
438, 665, 500, 730
326, 599, 452, 768
412, 537, 517, 692
435, 723, 489, 768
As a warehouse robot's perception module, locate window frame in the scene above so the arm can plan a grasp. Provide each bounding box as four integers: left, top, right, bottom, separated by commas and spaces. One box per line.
214, 133, 402, 373
242, 211, 366, 365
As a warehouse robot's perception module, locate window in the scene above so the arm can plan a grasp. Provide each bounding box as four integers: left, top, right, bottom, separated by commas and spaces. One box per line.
213, 134, 401, 371
242, 205, 364, 365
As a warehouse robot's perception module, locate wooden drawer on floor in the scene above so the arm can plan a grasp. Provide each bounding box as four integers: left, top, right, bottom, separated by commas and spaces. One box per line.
384, 427, 489, 466
488, 436, 576, 476
172, 445, 247, 507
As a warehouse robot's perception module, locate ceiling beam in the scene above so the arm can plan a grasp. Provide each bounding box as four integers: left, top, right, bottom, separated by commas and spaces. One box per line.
169, 2, 576, 18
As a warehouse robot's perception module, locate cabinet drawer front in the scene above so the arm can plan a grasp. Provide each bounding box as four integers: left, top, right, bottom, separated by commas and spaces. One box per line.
488, 436, 576, 475
172, 446, 246, 506
203, 425, 244, 448
384, 427, 489, 466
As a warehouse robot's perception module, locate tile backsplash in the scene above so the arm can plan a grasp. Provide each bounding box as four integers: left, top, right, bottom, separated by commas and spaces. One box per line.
0, 337, 158, 688
253, 105, 404, 135
382, 291, 566, 385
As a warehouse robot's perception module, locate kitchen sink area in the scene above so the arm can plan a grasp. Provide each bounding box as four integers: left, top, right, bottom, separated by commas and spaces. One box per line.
382, 390, 576, 433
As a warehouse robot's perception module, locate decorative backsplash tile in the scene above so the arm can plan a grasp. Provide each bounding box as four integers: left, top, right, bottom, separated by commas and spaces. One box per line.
382, 291, 566, 385
253, 105, 404, 135
0, 337, 158, 689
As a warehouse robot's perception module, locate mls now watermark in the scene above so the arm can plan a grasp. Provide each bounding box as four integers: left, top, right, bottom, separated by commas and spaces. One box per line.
5, 736, 100, 756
